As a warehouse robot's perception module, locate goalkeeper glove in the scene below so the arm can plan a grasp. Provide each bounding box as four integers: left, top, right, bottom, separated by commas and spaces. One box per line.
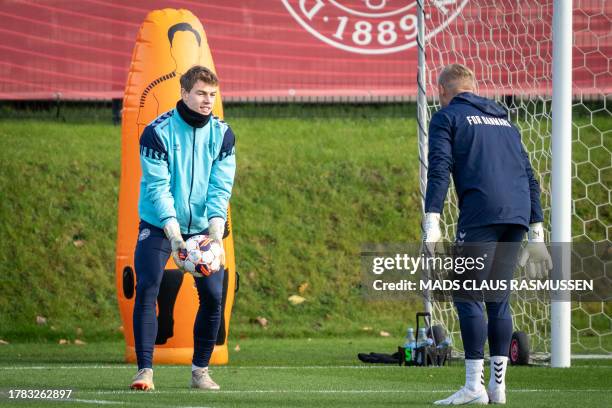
208, 217, 226, 270
518, 222, 553, 279
423, 212, 442, 255
163, 218, 186, 270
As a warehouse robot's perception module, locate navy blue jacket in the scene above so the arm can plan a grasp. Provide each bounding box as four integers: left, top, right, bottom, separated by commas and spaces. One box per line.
425, 92, 543, 229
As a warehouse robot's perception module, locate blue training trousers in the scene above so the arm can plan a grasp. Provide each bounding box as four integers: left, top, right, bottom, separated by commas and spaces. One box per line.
453, 224, 526, 360
133, 220, 224, 369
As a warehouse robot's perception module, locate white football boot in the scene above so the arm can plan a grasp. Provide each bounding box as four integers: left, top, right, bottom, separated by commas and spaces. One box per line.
434, 386, 489, 405
434, 359, 488, 405
130, 368, 154, 391
487, 387, 506, 404
191, 367, 220, 390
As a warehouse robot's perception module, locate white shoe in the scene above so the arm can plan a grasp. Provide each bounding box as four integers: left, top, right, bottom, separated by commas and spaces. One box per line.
130, 368, 154, 391
434, 386, 489, 405
487, 387, 506, 404
191, 367, 220, 390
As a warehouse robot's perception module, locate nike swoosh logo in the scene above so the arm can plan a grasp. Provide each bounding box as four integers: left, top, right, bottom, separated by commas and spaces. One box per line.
461, 396, 483, 405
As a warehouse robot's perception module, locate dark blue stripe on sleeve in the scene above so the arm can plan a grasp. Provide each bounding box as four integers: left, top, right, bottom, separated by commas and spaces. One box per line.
139, 125, 167, 161
217, 127, 236, 161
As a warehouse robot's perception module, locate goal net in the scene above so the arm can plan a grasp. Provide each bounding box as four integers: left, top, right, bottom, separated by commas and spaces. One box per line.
419, 0, 611, 361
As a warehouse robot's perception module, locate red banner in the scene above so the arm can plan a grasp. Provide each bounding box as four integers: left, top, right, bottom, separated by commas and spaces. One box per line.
0, 0, 609, 101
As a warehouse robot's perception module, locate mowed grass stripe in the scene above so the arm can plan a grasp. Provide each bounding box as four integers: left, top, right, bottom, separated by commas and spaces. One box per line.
73, 389, 612, 394
1, 364, 612, 370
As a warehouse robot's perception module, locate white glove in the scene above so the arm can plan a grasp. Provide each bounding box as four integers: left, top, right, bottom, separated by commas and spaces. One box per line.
518, 222, 553, 279
208, 217, 226, 269
422, 212, 442, 255
163, 218, 186, 270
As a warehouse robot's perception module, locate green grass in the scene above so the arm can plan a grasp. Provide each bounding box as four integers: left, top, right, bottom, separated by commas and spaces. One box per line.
0, 122, 121, 341
0, 339, 611, 407
0, 108, 422, 341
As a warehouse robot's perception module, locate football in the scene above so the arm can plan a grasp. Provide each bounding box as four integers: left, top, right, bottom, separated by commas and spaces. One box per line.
177, 235, 223, 276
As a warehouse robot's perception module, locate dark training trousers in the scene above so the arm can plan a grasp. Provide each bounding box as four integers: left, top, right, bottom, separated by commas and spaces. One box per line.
453, 224, 526, 360
133, 220, 224, 369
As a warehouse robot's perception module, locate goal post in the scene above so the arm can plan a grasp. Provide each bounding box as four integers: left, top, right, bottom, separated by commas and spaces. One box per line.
416, 0, 432, 316
551, 0, 572, 368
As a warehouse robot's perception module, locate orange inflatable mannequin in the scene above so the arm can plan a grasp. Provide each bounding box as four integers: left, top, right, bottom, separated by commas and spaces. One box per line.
116, 8, 236, 365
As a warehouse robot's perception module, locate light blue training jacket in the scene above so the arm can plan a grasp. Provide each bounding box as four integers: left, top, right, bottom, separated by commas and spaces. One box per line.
138, 100, 236, 234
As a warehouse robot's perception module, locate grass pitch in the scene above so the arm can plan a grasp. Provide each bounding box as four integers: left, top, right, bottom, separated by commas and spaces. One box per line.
0, 338, 611, 407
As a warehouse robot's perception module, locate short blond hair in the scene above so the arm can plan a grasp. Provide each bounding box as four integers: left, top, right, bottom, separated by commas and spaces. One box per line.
438, 64, 476, 92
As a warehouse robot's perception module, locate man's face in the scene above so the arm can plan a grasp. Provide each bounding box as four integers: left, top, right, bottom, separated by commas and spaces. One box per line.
181, 80, 217, 116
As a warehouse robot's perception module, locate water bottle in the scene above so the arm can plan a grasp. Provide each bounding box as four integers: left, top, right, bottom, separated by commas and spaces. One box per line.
417, 328, 428, 347
403, 327, 416, 348
403, 327, 416, 361
413, 328, 427, 365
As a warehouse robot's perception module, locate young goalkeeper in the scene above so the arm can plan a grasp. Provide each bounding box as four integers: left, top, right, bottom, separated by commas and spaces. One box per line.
423, 64, 552, 405
130, 65, 236, 391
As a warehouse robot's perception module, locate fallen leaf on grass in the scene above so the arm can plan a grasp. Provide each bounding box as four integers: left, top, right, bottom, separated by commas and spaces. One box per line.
288, 295, 306, 305
249, 316, 268, 328
298, 282, 309, 294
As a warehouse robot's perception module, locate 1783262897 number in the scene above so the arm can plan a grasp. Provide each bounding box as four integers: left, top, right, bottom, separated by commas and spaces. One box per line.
7, 389, 73, 399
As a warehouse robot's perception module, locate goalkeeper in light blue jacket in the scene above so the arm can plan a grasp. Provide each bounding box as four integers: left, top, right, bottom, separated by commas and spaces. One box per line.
130, 66, 236, 392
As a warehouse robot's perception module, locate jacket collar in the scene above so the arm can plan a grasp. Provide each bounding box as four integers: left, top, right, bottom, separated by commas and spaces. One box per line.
176, 99, 211, 128
450, 92, 507, 118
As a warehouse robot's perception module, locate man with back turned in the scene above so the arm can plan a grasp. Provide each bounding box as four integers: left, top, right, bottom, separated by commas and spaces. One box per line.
423, 64, 552, 405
